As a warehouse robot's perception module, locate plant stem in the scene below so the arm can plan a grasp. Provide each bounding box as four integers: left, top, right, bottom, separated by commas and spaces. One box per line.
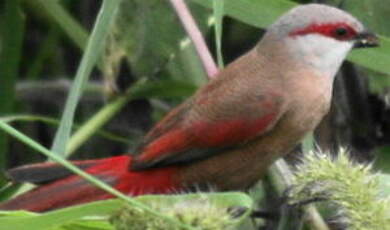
65, 83, 139, 156
51, 0, 121, 156
169, 0, 219, 78
212, 0, 224, 68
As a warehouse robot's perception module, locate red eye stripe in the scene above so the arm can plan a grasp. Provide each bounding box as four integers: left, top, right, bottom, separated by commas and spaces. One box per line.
289, 22, 358, 41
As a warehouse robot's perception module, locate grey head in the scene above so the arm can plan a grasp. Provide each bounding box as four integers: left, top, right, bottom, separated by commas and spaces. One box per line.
263, 4, 378, 48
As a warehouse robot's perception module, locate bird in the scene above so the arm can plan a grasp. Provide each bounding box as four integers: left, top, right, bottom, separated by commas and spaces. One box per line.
0, 3, 379, 212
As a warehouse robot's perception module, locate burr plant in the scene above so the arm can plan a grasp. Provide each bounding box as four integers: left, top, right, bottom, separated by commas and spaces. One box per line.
292, 149, 390, 230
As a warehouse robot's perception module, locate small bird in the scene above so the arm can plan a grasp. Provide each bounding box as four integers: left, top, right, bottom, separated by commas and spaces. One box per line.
0, 4, 379, 212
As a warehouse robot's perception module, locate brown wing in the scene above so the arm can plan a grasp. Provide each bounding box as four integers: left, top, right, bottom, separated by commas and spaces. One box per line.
131, 82, 285, 170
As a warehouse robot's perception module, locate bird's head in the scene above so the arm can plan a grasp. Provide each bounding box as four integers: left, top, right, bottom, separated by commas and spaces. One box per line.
262, 4, 379, 76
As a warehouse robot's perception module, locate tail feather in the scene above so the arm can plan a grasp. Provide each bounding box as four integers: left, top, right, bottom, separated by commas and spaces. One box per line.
0, 156, 180, 212
6, 159, 103, 184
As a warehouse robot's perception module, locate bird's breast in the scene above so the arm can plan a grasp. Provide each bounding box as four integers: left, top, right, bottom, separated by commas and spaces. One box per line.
177, 71, 333, 191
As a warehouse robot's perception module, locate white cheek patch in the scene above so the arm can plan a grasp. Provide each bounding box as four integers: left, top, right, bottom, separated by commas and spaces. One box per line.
286, 34, 353, 77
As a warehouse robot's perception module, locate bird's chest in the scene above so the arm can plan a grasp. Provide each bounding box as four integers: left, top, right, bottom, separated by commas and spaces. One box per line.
286, 94, 330, 135
285, 74, 333, 133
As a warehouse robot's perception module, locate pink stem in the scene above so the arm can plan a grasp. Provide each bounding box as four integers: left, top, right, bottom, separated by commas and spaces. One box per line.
169, 0, 219, 79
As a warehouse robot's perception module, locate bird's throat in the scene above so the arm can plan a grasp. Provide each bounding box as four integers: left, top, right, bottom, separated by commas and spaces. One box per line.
286, 34, 353, 78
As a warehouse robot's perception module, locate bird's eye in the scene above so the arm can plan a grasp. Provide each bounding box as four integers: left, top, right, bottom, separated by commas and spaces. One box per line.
289, 23, 357, 41
333, 27, 349, 38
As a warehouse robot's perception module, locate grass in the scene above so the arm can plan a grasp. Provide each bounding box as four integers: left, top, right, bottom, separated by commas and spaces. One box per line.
0, 0, 389, 230
0, 0, 25, 185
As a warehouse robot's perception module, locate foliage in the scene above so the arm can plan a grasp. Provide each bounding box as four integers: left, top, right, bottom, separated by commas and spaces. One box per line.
0, 0, 389, 229
0, 193, 252, 230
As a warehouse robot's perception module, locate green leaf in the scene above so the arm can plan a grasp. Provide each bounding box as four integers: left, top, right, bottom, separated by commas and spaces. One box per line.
61, 221, 113, 230
193, 0, 295, 28
193, 0, 390, 74
108, 0, 208, 86
51, 0, 122, 156
348, 35, 390, 74
0, 200, 120, 230
341, 0, 390, 37
0, 193, 252, 230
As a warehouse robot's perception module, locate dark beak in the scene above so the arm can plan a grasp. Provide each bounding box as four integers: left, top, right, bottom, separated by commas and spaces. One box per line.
353, 31, 379, 48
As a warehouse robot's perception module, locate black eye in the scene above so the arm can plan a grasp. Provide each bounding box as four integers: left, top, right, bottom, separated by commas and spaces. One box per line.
334, 27, 348, 37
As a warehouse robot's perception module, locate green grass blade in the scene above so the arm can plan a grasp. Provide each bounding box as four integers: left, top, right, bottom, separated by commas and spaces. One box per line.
212, 0, 224, 68
33, 0, 88, 50
51, 0, 122, 156
0, 200, 121, 230
0, 121, 196, 230
0, 0, 25, 183
0, 121, 128, 202
0, 114, 130, 145
65, 83, 139, 156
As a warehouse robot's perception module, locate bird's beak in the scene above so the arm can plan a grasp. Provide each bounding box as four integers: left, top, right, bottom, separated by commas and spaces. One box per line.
353, 31, 379, 48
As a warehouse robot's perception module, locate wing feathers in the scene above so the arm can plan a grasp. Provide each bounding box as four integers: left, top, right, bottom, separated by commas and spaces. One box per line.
132, 112, 279, 170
